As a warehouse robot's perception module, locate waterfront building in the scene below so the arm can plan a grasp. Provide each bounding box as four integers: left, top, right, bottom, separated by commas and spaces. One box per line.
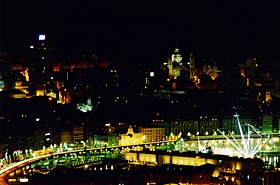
118, 126, 143, 146
73, 125, 84, 143
96, 126, 144, 147
221, 115, 252, 134
94, 134, 108, 148
199, 115, 218, 135
60, 131, 72, 145
150, 119, 170, 136
141, 127, 165, 142
262, 113, 273, 133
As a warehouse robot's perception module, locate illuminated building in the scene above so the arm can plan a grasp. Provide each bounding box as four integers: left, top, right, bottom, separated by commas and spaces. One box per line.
150, 120, 170, 136
76, 97, 93, 113
10, 63, 23, 71
35, 84, 44, 96
28, 34, 53, 82
124, 150, 264, 184
262, 113, 273, 133
243, 57, 259, 87
151, 119, 200, 137
166, 47, 186, 81
94, 134, 108, 147
165, 48, 199, 90
96, 126, 144, 147
202, 64, 219, 80
9, 89, 28, 98
44, 131, 52, 148
60, 132, 72, 145
119, 126, 143, 146
6, 35, 56, 98
188, 52, 196, 80
57, 83, 70, 104
170, 120, 198, 136
141, 127, 165, 142
49, 130, 72, 148
33, 130, 45, 151
73, 125, 84, 143
9, 63, 31, 95
167, 48, 182, 79
199, 116, 218, 135
221, 115, 252, 135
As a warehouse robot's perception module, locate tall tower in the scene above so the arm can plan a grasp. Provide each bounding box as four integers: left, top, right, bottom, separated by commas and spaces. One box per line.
28, 34, 53, 83
188, 52, 195, 79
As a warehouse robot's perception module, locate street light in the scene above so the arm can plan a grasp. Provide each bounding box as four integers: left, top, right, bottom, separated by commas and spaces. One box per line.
196, 132, 200, 151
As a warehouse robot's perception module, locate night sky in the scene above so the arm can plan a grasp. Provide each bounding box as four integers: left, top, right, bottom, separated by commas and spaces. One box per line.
2, 0, 280, 63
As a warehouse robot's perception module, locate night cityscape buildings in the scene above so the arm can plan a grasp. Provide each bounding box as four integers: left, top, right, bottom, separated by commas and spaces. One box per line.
1, 1, 280, 184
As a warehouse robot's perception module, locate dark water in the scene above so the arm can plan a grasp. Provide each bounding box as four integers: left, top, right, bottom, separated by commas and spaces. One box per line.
15, 164, 269, 185
17, 164, 212, 185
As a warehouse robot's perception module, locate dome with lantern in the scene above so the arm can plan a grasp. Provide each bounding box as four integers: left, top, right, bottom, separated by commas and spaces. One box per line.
171, 48, 183, 63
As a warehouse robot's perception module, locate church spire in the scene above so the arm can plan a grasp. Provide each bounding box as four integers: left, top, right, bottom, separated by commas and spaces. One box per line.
188, 52, 195, 79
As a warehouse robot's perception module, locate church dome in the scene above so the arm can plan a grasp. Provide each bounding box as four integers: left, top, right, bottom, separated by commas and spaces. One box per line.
171, 48, 183, 63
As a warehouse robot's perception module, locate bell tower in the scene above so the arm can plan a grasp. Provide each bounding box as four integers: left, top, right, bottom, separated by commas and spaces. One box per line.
188, 52, 195, 79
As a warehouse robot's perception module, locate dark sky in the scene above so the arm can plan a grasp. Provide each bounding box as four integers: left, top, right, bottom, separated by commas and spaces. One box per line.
2, 0, 280, 63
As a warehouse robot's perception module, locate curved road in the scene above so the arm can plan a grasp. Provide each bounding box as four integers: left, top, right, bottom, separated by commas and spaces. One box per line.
0, 141, 174, 184
0, 154, 53, 185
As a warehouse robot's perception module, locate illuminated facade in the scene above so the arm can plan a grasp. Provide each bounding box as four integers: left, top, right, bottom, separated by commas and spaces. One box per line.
202, 64, 219, 80
165, 48, 199, 90
167, 48, 186, 80
221, 115, 252, 135
151, 119, 200, 137
199, 116, 219, 135
141, 127, 165, 142
94, 134, 108, 147
262, 113, 273, 133
76, 97, 93, 113
9, 63, 30, 96
188, 52, 196, 80
171, 120, 199, 136
60, 132, 72, 144
125, 151, 263, 171
98, 126, 144, 147
73, 125, 84, 143
242, 57, 259, 87
118, 126, 143, 146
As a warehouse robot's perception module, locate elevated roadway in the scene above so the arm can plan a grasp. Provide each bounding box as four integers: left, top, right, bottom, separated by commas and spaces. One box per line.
0, 140, 175, 185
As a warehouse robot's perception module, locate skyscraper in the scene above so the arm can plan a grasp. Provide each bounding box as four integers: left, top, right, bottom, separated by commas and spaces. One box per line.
28, 34, 54, 84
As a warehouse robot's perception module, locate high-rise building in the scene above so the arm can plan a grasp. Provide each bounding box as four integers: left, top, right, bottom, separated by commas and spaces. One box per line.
28, 34, 54, 84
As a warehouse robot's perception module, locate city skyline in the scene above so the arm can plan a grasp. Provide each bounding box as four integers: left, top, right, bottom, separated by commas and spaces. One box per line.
1, 2, 280, 184
2, 1, 280, 63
